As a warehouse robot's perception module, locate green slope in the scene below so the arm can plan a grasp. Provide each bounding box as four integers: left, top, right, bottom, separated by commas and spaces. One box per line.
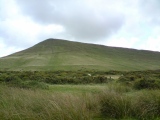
0, 38, 160, 71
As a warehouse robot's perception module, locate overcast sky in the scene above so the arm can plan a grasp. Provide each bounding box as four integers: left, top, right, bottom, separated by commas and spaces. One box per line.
0, 0, 160, 57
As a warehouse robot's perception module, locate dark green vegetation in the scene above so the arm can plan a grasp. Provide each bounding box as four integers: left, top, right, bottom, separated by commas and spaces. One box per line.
0, 71, 115, 88
1, 70, 160, 90
0, 38, 160, 71
1, 70, 160, 119
119, 70, 160, 90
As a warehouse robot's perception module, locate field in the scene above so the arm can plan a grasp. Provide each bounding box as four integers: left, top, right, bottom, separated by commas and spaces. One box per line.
1, 70, 160, 120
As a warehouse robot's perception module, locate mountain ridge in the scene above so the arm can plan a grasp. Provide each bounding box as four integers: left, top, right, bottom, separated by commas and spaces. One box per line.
0, 38, 160, 71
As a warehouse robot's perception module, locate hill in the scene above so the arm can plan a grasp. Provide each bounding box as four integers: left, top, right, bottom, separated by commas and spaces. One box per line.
0, 38, 160, 71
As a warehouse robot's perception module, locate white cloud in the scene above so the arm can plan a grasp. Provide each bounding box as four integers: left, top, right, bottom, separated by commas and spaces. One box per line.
0, 13, 65, 47
0, 39, 22, 57
15, 0, 125, 41
0, 0, 160, 57
106, 37, 139, 49
138, 37, 160, 51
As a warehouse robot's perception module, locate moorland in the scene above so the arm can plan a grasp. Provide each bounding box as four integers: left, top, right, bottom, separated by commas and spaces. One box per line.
0, 39, 160, 120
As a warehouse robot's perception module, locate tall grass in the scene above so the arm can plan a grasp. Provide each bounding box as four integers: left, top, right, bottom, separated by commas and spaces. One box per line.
1, 84, 160, 120
100, 89, 160, 119
0, 85, 99, 120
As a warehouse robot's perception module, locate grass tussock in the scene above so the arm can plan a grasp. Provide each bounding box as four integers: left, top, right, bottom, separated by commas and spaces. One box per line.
100, 89, 160, 120
1, 82, 160, 120
0, 85, 99, 120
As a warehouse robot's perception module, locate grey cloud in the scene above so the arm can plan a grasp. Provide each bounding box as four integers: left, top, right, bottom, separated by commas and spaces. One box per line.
16, 0, 125, 41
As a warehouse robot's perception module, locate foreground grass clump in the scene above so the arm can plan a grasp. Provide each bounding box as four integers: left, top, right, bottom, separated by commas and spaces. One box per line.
1, 83, 160, 120
100, 91, 132, 119
132, 90, 160, 119
100, 90, 160, 120
0, 85, 100, 120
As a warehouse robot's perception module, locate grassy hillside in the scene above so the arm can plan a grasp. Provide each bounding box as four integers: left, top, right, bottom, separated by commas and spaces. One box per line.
0, 38, 160, 71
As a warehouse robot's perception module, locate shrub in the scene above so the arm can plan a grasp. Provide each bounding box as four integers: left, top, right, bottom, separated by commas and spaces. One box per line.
134, 78, 160, 90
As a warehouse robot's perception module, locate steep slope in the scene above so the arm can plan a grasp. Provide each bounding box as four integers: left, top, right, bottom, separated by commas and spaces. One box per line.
0, 38, 160, 71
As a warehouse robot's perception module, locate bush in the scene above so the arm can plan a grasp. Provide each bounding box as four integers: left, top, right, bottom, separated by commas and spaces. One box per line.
134, 78, 160, 90
5, 77, 49, 90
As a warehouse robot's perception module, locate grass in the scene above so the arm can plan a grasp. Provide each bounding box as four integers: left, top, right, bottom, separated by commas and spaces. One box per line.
1, 38, 160, 71
48, 84, 107, 93
0, 84, 98, 120
1, 82, 160, 120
